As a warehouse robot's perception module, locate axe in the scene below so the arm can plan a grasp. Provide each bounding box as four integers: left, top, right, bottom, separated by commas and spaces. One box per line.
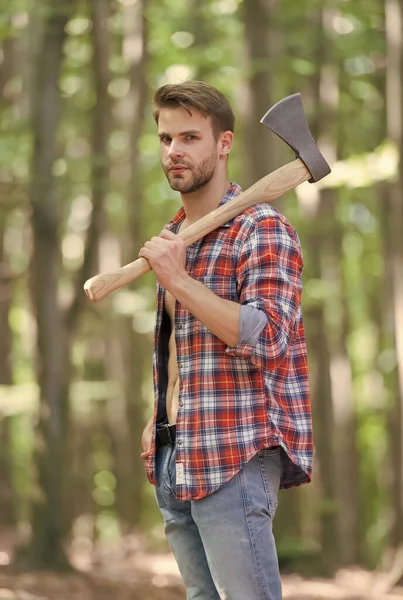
84, 93, 330, 303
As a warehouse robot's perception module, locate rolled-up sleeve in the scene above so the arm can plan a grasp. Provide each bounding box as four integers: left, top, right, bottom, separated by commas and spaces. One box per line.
225, 214, 303, 371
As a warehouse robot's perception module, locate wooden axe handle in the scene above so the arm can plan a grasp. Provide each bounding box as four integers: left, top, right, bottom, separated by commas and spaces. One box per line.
84, 159, 310, 302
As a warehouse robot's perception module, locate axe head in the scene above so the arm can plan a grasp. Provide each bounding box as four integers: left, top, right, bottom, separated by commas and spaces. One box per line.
260, 93, 331, 183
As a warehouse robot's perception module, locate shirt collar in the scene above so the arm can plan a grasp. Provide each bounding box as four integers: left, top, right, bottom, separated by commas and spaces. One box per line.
165, 182, 242, 232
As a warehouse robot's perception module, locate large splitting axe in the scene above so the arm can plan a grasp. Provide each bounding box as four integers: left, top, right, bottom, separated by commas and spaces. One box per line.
84, 93, 331, 303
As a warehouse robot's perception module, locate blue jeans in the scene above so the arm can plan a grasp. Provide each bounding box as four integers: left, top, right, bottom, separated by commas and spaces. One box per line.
155, 444, 282, 600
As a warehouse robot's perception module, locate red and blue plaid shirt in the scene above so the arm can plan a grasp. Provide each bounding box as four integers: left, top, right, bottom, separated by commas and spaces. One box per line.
146, 183, 313, 501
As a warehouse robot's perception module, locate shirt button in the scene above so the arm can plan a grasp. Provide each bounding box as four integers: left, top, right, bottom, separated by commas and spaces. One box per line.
177, 439, 183, 445
178, 363, 183, 369
179, 401, 184, 407
177, 324, 182, 330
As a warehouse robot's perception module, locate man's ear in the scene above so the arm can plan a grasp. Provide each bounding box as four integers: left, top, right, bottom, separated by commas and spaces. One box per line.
219, 131, 234, 156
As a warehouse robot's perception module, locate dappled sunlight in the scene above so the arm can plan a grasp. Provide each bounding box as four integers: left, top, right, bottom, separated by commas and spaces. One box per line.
318, 142, 398, 189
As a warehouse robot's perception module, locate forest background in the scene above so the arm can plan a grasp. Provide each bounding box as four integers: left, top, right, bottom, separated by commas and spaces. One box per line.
1, 0, 403, 598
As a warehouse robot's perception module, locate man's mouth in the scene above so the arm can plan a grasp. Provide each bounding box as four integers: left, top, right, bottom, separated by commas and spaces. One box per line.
169, 166, 188, 174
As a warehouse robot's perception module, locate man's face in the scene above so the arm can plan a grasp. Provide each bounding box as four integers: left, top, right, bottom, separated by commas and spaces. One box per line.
157, 106, 220, 194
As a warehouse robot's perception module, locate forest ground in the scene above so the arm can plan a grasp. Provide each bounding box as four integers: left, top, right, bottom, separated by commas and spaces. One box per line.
1, 529, 403, 600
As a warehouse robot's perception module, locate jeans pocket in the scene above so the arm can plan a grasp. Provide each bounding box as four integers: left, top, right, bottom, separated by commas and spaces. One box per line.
258, 446, 281, 457
257, 449, 281, 519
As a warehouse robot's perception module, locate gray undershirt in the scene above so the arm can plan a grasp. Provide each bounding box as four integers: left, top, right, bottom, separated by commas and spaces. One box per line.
239, 305, 268, 345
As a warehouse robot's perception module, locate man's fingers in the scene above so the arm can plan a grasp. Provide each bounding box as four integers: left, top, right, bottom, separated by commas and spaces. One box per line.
140, 236, 170, 253
160, 229, 186, 250
145, 238, 162, 249
139, 241, 159, 258
139, 229, 185, 262
160, 229, 177, 240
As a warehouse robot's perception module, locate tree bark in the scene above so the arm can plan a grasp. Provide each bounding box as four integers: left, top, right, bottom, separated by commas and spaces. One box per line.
189, 0, 216, 80
302, 3, 342, 573
322, 190, 359, 565
63, 0, 112, 540
377, 185, 403, 551
0, 37, 15, 101
67, 0, 111, 332
241, 0, 280, 187
315, 5, 359, 565
383, 0, 403, 555
0, 223, 16, 527
305, 231, 338, 574
24, 1, 74, 569
116, 0, 149, 528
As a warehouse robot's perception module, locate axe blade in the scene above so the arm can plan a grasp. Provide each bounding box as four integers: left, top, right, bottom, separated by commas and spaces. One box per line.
260, 93, 331, 183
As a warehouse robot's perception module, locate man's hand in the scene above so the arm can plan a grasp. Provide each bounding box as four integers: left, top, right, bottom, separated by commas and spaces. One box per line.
141, 418, 154, 461
138, 229, 189, 292
140, 228, 241, 347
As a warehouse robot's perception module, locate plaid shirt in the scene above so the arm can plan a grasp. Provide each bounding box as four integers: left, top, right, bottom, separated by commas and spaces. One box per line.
145, 183, 313, 501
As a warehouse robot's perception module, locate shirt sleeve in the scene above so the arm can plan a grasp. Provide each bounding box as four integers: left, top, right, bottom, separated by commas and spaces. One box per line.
226, 214, 303, 371
239, 304, 268, 345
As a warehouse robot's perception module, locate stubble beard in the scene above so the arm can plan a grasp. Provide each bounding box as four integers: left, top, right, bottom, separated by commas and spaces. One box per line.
164, 149, 218, 194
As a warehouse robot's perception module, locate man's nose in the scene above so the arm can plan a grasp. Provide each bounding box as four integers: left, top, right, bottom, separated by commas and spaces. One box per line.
167, 140, 184, 159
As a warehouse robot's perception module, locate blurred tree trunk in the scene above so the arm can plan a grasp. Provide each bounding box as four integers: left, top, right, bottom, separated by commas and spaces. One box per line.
23, 0, 110, 569
67, 0, 110, 330
302, 3, 342, 574
318, 9, 360, 566
384, 0, 403, 554
304, 225, 338, 574
0, 39, 15, 389
0, 415, 15, 528
65, 0, 112, 532
241, 0, 280, 186
377, 183, 403, 554
0, 37, 15, 100
322, 189, 359, 565
0, 223, 16, 527
189, 0, 215, 80
24, 1, 74, 569
0, 19, 21, 531
116, 0, 149, 528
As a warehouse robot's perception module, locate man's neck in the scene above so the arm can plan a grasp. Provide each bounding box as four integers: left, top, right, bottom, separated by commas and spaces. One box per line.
180, 172, 231, 228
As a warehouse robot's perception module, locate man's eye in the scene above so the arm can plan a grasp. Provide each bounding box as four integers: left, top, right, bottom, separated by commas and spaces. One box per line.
186, 135, 197, 141
160, 136, 171, 143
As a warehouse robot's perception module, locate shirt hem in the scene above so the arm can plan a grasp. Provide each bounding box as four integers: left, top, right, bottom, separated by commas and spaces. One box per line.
167, 440, 312, 501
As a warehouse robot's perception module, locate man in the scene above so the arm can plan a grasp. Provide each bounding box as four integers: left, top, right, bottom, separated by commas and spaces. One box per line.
139, 81, 313, 600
